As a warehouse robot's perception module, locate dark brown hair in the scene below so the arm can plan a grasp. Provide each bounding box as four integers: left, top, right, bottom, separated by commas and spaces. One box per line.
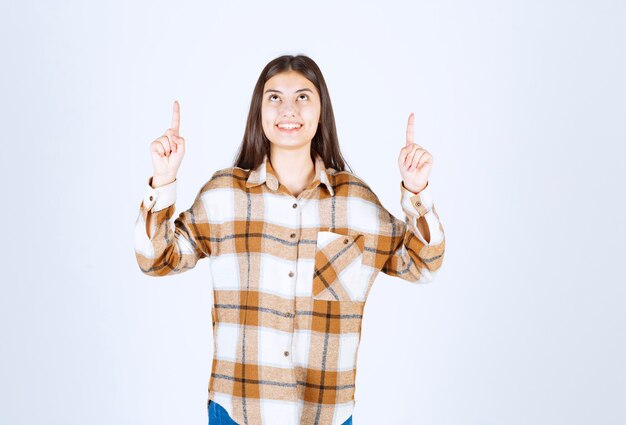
232, 54, 353, 174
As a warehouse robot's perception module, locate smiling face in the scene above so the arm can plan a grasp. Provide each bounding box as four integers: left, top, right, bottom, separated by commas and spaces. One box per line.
261, 70, 321, 151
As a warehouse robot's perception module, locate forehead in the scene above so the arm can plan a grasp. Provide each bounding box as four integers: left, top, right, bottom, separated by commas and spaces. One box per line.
263, 71, 317, 93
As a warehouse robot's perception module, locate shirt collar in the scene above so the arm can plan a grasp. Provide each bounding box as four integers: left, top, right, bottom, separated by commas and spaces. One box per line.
245, 153, 335, 196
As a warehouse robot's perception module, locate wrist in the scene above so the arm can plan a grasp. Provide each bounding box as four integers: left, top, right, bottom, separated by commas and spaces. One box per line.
151, 175, 177, 188
402, 180, 427, 194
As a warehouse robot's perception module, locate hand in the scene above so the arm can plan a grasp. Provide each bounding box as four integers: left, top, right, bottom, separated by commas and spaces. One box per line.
150, 100, 186, 187
398, 112, 433, 194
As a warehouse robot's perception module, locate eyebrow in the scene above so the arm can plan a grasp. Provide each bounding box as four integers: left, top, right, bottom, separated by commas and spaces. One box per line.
263, 88, 313, 94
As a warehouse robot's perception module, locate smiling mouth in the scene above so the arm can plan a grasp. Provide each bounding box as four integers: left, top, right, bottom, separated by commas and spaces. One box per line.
276, 123, 302, 133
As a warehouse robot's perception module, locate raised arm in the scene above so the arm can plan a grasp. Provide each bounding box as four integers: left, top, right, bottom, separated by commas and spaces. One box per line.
380, 112, 445, 283
133, 100, 211, 277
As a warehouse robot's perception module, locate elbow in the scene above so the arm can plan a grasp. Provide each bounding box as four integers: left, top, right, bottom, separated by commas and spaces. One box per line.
135, 252, 170, 277
137, 265, 164, 277
137, 264, 171, 278
136, 262, 163, 277
417, 242, 445, 284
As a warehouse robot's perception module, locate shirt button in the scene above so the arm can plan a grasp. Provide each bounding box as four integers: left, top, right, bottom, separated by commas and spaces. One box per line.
288, 271, 294, 277
292, 203, 298, 208
284, 351, 290, 357
343, 238, 349, 244
149, 195, 154, 201
290, 233, 296, 238
416, 202, 422, 206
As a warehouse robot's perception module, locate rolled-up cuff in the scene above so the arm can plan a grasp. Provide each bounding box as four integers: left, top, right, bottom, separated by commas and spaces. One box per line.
399, 181, 444, 246
143, 176, 177, 212
400, 181, 433, 217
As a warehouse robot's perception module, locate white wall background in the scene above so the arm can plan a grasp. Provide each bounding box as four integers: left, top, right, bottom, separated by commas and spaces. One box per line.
1, 0, 624, 424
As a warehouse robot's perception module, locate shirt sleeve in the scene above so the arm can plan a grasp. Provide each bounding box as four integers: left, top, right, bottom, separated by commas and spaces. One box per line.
379, 181, 445, 283
134, 176, 211, 277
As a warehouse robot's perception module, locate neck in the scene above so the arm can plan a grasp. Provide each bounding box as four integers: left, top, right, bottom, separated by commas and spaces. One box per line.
269, 146, 315, 194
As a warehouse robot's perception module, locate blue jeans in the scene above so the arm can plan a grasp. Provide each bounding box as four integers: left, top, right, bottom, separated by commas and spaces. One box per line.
208, 400, 353, 424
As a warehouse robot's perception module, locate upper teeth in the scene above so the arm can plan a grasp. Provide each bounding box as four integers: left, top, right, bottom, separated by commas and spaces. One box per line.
278, 123, 301, 129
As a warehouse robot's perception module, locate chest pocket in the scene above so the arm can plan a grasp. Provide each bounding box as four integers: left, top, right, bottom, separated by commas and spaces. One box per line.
312, 231, 365, 301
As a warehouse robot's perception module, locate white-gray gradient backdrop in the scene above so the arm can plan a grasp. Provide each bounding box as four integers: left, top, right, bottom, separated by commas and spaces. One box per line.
1, 0, 624, 424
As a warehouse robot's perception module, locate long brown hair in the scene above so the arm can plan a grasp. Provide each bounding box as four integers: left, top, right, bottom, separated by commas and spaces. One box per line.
232, 54, 353, 174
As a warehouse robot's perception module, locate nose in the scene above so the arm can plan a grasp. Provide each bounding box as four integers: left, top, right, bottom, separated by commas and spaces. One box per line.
280, 99, 297, 117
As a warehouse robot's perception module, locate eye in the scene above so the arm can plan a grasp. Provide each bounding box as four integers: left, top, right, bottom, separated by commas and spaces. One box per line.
267, 93, 310, 102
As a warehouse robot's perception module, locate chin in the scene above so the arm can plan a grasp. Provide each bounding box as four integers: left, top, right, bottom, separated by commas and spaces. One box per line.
270, 139, 309, 149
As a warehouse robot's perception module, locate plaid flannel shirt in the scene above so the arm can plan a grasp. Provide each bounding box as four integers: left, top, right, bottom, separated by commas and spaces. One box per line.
134, 153, 445, 425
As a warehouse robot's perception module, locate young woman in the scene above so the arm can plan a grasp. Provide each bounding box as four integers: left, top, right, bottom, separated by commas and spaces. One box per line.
134, 54, 445, 425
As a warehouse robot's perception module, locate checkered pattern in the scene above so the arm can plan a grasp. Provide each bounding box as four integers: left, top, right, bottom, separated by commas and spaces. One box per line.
134, 153, 445, 424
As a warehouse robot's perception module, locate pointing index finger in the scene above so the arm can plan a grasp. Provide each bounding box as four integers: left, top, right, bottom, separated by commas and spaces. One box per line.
405, 112, 414, 147
171, 100, 180, 136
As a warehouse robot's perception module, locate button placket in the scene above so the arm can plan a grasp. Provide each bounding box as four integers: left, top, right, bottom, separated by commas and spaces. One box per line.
288, 199, 300, 338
